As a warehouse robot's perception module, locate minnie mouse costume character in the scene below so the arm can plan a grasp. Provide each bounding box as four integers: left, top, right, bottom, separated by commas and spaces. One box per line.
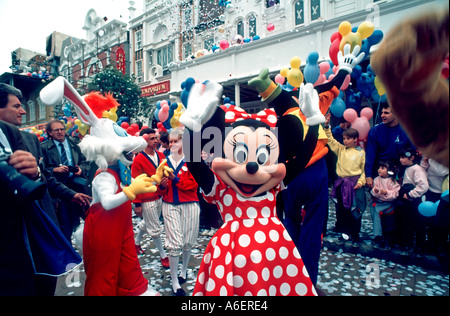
179, 82, 320, 296
40, 77, 172, 296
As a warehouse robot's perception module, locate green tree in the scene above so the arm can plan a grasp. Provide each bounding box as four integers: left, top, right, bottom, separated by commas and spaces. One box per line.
87, 68, 152, 122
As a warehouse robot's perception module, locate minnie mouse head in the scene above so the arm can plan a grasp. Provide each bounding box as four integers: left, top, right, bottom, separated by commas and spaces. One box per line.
213, 112, 286, 197
180, 82, 285, 198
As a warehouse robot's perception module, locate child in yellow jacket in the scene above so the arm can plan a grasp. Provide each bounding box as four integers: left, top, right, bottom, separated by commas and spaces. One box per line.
325, 114, 366, 244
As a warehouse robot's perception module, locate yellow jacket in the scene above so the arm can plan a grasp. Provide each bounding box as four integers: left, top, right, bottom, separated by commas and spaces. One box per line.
325, 128, 366, 187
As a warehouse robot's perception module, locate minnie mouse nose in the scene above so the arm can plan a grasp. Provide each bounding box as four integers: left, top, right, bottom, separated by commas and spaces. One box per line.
246, 162, 259, 175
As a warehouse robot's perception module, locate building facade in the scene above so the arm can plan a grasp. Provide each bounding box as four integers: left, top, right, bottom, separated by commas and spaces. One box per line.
59, 9, 130, 93
129, 0, 441, 116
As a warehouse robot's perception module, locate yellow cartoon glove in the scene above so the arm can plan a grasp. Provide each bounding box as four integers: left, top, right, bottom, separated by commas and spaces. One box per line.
123, 174, 157, 200
150, 159, 174, 185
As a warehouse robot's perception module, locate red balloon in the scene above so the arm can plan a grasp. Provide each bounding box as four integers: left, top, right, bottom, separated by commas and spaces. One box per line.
121, 122, 129, 129
130, 123, 139, 131
157, 122, 167, 132
127, 127, 135, 134
329, 31, 342, 66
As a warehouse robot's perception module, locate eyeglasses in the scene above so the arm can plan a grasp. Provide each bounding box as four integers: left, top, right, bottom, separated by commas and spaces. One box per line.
52, 128, 65, 132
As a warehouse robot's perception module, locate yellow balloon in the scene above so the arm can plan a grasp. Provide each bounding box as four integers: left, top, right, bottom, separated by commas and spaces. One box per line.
290, 56, 301, 69
78, 124, 89, 136
74, 119, 82, 126
280, 57, 304, 88
31, 127, 37, 132
374, 76, 386, 96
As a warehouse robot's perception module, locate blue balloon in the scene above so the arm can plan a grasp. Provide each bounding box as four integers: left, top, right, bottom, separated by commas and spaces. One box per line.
351, 65, 363, 80
418, 201, 439, 217
360, 30, 384, 57
371, 90, 387, 103
304, 51, 320, 84
330, 96, 346, 118
357, 72, 375, 98
154, 108, 160, 121
163, 118, 171, 130
345, 90, 362, 112
181, 77, 196, 107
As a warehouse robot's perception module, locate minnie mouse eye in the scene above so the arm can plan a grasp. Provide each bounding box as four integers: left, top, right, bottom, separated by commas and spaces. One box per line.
234, 142, 248, 164
256, 146, 270, 165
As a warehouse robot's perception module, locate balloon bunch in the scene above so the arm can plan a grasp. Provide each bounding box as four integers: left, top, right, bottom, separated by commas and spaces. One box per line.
351, 64, 387, 103
28, 126, 47, 143
153, 98, 185, 133
329, 21, 376, 66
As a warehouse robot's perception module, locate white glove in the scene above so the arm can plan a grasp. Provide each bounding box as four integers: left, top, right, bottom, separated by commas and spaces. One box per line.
338, 44, 366, 74
299, 83, 325, 126
179, 82, 223, 132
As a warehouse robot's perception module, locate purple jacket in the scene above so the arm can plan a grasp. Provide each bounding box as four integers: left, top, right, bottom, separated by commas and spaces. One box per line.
331, 175, 360, 209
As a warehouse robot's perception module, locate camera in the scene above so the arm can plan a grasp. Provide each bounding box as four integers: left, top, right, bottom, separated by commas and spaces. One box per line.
67, 165, 80, 173
0, 147, 46, 201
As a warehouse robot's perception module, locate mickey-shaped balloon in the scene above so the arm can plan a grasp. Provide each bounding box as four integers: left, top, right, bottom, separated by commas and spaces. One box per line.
343, 107, 373, 141
339, 21, 374, 53
280, 56, 304, 88
304, 51, 320, 85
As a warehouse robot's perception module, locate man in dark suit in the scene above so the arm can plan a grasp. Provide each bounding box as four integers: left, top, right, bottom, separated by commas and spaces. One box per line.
41, 119, 91, 240
0, 119, 51, 295
0, 83, 89, 295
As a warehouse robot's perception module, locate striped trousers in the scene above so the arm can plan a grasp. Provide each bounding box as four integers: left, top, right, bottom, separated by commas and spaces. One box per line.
137, 199, 164, 238
162, 202, 200, 257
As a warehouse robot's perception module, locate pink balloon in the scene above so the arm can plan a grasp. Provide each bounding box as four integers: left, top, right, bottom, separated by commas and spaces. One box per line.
339, 74, 351, 90
361, 107, 374, 120
161, 104, 169, 112
343, 109, 357, 123
275, 74, 285, 85
158, 110, 169, 123
319, 61, 330, 74
220, 40, 230, 50
267, 23, 275, 32
352, 118, 371, 141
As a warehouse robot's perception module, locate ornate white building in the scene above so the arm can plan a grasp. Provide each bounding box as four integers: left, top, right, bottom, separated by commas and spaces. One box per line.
59, 9, 130, 91
129, 0, 443, 115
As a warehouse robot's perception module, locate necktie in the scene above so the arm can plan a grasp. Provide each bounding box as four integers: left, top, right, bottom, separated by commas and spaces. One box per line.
60, 143, 69, 166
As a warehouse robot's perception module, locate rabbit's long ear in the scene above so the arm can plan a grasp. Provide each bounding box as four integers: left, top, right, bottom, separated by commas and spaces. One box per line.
40, 76, 99, 126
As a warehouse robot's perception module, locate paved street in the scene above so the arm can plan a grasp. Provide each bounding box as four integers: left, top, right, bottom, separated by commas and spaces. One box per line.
56, 199, 449, 297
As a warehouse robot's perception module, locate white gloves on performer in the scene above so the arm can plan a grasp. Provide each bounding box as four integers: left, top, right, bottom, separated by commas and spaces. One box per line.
179, 82, 223, 132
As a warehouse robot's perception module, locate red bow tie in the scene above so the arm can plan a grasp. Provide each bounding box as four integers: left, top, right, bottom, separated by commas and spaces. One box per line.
222, 105, 277, 128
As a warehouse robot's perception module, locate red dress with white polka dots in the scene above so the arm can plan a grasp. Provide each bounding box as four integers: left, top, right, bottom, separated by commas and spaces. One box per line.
193, 176, 317, 296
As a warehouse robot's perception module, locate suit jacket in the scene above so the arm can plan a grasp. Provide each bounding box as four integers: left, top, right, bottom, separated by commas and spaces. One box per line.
41, 136, 90, 184
0, 121, 42, 295
21, 131, 76, 208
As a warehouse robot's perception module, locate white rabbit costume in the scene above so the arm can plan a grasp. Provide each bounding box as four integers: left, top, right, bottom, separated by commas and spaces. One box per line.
40, 78, 167, 296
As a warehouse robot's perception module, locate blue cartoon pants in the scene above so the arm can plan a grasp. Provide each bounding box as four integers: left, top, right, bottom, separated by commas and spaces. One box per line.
282, 158, 328, 285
